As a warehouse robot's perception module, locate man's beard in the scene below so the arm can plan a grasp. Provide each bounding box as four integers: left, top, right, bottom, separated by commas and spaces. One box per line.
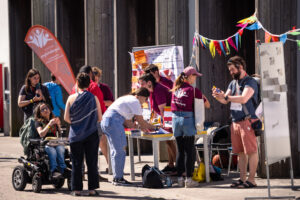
232, 70, 241, 80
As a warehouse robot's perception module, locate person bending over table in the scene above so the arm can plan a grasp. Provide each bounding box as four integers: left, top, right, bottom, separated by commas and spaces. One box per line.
101, 87, 157, 186
171, 66, 210, 188
138, 73, 177, 174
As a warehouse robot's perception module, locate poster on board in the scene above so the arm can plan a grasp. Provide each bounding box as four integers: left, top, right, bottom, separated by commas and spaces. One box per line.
259, 42, 291, 165
130, 45, 184, 91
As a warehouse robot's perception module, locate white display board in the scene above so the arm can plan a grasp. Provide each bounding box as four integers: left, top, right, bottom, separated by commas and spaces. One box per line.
259, 42, 292, 165
130, 45, 184, 90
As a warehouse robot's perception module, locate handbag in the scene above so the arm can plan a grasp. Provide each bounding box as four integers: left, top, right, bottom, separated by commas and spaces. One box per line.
194, 88, 205, 132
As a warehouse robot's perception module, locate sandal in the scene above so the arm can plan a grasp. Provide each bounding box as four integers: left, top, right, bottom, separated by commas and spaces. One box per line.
88, 190, 100, 196
238, 181, 257, 189
230, 179, 243, 188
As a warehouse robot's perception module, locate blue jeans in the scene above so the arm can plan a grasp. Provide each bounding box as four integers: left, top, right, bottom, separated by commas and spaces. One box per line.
45, 145, 66, 173
172, 111, 196, 137
101, 110, 126, 179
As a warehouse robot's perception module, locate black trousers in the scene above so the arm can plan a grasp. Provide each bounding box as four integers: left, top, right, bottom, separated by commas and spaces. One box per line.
70, 131, 99, 191
175, 136, 196, 177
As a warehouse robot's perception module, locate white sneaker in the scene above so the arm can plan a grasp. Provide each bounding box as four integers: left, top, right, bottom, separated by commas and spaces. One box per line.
185, 177, 199, 188
177, 177, 185, 187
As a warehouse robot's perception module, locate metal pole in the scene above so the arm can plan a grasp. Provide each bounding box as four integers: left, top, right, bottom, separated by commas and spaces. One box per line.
195, 0, 199, 71
113, 0, 118, 98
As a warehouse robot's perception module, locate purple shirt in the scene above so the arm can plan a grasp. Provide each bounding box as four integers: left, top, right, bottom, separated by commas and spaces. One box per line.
99, 83, 114, 102
151, 83, 172, 115
159, 76, 173, 90
171, 82, 204, 112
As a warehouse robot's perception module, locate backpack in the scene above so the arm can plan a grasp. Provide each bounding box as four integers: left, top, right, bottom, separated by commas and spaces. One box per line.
238, 76, 261, 109
142, 164, 164, 188
19, 117, 40, 154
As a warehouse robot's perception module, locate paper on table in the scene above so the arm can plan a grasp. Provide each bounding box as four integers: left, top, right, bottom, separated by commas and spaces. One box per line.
158, 128, 170, 134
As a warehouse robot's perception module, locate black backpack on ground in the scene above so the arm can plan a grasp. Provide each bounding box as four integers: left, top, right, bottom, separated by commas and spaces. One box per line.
142, 164, 164, 188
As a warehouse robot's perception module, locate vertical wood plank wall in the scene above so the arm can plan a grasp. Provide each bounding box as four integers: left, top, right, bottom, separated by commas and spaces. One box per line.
8, 0, 32, 136
31, 0, 55, 82
85, 0, 114, 92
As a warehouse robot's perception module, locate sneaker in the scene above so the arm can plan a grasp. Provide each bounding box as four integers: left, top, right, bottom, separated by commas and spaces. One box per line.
162, 165, 176, 173
185, 177, 199, 188
112, 177, 133, 186
177, 177, 185, 187
51, 171, 63, 179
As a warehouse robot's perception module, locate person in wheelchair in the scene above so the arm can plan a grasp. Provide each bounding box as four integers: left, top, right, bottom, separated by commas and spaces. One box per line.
33, 102, 67, 179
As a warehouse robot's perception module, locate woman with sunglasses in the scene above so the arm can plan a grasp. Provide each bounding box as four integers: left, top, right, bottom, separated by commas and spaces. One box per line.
34, 102, 66, 179
18, 69, 53, 121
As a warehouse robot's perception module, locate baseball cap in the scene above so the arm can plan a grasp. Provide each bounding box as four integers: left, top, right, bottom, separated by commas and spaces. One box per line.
183, 66, 202, 77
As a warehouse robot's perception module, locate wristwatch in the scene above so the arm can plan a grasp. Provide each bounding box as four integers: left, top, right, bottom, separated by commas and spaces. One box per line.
224, 95, 229, 101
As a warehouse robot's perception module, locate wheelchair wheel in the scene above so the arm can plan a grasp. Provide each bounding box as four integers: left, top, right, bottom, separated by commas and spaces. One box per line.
32, 173, 42, 193
53, 178, 65, 189
12, 166, 28, 191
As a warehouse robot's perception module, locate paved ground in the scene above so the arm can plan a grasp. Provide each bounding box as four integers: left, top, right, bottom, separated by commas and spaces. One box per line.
0, 134, 299, 200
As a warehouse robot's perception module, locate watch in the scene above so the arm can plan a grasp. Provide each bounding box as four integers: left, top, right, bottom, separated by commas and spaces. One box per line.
224, 95, 229, 101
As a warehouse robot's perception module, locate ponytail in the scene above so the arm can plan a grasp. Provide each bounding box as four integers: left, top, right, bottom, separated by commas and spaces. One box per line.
171, 72, 186, 92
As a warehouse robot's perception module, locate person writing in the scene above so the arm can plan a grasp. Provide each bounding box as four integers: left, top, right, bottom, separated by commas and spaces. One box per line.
101, 87, 157, 186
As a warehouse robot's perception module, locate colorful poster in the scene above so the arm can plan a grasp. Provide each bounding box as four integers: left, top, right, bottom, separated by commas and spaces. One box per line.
130, 45, 184, 90
25, 25, 75, 94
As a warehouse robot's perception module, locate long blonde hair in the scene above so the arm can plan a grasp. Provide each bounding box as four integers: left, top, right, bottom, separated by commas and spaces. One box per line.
171, 72, 187, 92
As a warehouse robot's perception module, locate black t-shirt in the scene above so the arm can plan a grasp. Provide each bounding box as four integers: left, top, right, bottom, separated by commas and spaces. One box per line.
19, 85, 53, 120
34, 120, 57, 138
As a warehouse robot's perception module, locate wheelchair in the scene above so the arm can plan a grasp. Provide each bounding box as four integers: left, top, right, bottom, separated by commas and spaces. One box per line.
12, 138, 72, 193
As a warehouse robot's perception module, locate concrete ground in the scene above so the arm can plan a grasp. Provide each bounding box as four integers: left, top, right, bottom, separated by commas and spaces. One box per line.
0, 134, 299, 200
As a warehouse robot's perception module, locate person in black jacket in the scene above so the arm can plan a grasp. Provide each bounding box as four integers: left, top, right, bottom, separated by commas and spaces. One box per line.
18, 69, 53, 121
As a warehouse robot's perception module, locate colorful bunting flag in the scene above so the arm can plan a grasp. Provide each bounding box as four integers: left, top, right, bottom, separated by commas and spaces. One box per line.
219, 41, 226, 55
225, 40, 230, 55
237, 15, 257, 25
235, 34, 239, 50
271, 36, 279, 42
280, 34, 287, 43
288, 31, 300, 36
200, 36, 207, 48
214, 41, 222, 56
265, 32, 272, 43
297, 40, 300, 50
209, 40, 216, 58
245, 22, 262, 30
227, 37, 237, 52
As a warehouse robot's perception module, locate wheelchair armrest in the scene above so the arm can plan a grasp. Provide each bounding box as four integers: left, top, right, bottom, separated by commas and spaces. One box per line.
29, 139, 42, 145
41, 140, 50, 146
210, 125, 230, 135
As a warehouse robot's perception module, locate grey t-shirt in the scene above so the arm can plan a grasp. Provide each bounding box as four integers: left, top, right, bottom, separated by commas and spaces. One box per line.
228, 76, 258, 122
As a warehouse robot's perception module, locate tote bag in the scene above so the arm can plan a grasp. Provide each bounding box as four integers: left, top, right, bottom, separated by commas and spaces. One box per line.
194, 88, 205, 132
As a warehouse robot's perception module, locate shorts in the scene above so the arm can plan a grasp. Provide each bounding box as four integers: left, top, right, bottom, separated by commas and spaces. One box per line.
172, 111, 197, 137
231, 119, 257, 154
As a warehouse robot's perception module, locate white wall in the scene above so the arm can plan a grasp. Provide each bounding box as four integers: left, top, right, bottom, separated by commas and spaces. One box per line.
0, 0, 10, 68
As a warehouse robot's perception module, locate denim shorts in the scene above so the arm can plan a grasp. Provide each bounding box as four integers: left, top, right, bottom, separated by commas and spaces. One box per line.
172, 111, 197, 137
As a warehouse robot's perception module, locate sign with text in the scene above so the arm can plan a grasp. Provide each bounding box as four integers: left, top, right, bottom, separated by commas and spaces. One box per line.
25, 25, 75, 94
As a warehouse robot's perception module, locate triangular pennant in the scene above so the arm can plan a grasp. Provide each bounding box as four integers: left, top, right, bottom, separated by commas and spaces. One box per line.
235, 34, 239, 50
297, 40, 300, 50
200, 36, 207, 48
209, 40, 216, 58
228, 37, 237, 52
245, 22, 262, 30
271, 36, 279, 42
198, 36, 204, 48
237, 15, 257, 25
265, 32, 272, 43
236, 23, 248, 28
280, 34, 287, 43
239, 34, 242, 47
225, 40, 230, 55
193, 37, 196, 46
219, 41, 226, 55
288, 31, 300, 36
214, 41, 222, 56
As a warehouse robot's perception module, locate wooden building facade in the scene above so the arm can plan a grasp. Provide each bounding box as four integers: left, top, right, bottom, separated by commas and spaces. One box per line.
5, 0, 300, 177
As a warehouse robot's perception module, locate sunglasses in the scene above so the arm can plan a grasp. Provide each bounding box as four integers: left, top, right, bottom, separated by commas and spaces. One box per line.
41, 107, 49, 113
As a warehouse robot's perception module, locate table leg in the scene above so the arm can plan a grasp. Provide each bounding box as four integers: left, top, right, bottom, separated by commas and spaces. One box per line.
152, 140, 159, 169
128, 135, 135, 181
137, 138, 141, 162
203, 134, 210, 183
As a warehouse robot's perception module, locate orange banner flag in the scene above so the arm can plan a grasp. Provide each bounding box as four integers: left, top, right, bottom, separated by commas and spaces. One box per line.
25, 25, 75, 94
